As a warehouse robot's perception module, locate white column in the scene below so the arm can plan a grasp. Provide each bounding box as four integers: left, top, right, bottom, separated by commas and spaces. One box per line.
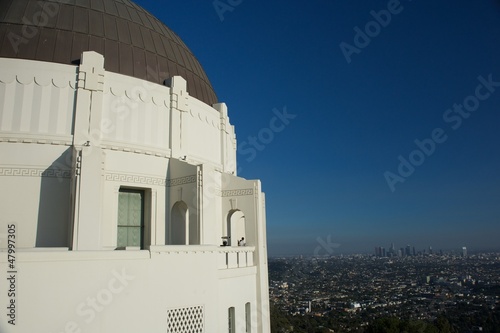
254, 183, 271, 333
214, 102, 237, 175
167, 76, 189, 159
71, 51, 106, 251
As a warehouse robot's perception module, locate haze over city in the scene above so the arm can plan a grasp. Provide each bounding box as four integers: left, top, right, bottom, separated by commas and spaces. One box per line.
135, 0, 500, 256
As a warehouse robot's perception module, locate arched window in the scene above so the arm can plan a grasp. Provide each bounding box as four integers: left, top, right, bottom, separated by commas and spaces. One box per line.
245, 302, 251, 332
227, 210, 246, 246
228, 307, 235, 333
170, 201, 188, 245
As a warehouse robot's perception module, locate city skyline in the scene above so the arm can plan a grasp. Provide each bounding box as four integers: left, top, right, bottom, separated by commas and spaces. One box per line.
134, 0, 500, 256
272, 239, 484, 258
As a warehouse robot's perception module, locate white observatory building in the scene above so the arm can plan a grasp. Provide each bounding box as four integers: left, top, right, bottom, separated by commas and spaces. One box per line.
0, 0, 270, 332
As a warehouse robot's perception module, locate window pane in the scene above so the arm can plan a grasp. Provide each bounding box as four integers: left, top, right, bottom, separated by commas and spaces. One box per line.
118, 193, 130, 226
128, 192, 143, 226
117, 189, 144, 248
127, 227, 141, 247
117, 226, 128, 247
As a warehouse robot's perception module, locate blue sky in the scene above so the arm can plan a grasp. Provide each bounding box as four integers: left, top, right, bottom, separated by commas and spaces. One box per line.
135, 0, 500, 256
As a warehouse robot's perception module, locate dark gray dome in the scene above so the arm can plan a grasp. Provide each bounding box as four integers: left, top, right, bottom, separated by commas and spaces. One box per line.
0, 0, 217, 105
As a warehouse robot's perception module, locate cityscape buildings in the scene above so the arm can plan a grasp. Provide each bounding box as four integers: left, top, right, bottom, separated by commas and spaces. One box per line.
374, 243, 474, 259
269, 251, 500, 332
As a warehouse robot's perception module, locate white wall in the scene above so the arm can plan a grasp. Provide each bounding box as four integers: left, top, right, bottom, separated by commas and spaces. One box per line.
0, 248, 259, 333
0, 143, 72, 248
0, 54, 270, 332
0, 58, 76, 140
0, 55, 238, 249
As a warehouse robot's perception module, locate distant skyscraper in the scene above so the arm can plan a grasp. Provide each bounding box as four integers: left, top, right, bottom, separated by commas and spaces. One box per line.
374, 246, 385, 257
462, 246, 468, 258
429, 246, 433, 255
406, 245, 411, 257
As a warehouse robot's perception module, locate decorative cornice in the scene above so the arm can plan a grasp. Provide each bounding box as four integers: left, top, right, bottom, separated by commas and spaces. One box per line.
0, 137, 73, 146
101, 144, 170, 158
0, 73, 77, 89
167, 175, 197, 187
107, 85, 170, 108
221, 188, 254, 197
105, 173, 166, 186
0, 139, 171, 159
0, 167, 71, 179
105, 173, 197, 187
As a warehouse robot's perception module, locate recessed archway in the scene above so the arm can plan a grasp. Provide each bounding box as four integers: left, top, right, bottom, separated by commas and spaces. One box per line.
227, 210, 246, 246
170, 201, 188, 245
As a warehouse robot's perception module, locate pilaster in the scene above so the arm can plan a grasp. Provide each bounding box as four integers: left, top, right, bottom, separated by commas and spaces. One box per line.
167, 76, 189, 159
254, 182, 271, 333
71, 51, 106, 251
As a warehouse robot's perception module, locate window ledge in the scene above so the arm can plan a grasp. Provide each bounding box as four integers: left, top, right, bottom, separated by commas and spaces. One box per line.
115, 246, 142, 251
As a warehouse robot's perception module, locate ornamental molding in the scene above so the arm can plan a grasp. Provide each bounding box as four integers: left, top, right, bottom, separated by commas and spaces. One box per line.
0, 167, 71, 179
221, 188, 254, 197
0, 73, 77, 89
105, 173, 166, 186
106, 82, 170, 108
0, 136, 73, 146
167, 175, 197, 187
105, 173, 197, 187
101, 144, 170, 159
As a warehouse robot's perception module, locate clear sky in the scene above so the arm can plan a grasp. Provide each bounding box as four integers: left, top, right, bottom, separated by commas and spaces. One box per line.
134, 0, 500, 256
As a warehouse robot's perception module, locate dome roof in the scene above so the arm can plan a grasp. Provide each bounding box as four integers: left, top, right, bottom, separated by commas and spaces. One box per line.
0, 0, 217, 105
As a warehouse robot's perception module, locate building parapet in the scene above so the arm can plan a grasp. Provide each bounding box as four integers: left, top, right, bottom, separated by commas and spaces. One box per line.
0, 245, 256, 268
217, 246, 255, 269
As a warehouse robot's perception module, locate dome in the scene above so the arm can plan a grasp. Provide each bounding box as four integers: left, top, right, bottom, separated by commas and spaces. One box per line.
0, 0, 217, 105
